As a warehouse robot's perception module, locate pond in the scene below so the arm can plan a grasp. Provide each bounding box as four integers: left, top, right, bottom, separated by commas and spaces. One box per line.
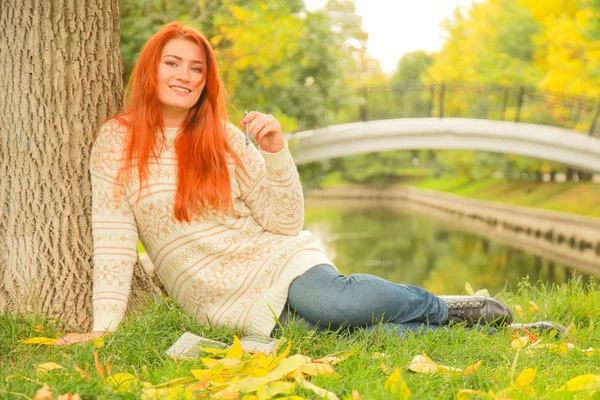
304, 198, 598, 296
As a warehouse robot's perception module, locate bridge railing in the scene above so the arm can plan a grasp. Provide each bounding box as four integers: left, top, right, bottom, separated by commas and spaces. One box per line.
330, 82, 600, 138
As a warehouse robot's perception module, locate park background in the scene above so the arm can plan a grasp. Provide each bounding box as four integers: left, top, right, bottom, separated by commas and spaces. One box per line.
2, 0, 600, 399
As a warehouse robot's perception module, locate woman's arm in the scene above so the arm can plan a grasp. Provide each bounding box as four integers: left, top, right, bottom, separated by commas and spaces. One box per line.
234, 112, 304, 236
89, 120, 139, 332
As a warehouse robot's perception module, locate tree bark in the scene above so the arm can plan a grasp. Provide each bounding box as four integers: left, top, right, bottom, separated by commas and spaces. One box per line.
0, 0, 163, 330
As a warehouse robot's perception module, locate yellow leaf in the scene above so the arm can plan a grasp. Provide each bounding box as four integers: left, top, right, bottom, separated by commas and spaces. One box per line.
511, 336, 528, 350
299, 362, 338, 377
515, 368, 536, 387
141, 386, 195, 400
408, 354, 461, 375
465, 282, 474, 295
106, 372, 139, 393
457, 389, 484, 399
557, 374, 600, 392
514, 305, 525, 317
230, 354, 307, 393
151, 376, 195, 389
92, 337, 104, 348
528, 301, 539, 312
463, 360, 482, 376
212, 390, 240, 399
37, 362, 65, 374
21, 337, 57, 345
227, 335, 243, 359
296, 378, 340, 400
474, 289, 490, 297
351, 389, 363, 400
256, 381, 295, 399
384, 367, 411, 398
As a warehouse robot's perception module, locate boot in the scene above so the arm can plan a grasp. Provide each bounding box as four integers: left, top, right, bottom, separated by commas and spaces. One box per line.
440, 295, 514, 327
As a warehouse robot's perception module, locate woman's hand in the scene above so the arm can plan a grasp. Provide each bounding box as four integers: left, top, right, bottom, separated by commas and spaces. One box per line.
54, 331, 106, 346
241, 111, 285, 153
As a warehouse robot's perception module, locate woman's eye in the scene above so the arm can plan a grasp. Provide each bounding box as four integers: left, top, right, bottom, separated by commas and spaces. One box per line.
191, 67, 203, 73
166, 61, 177, 67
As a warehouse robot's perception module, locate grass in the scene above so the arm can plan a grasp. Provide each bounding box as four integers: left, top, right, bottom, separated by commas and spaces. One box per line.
408, 177, 600, 219
2, 278, 600, 399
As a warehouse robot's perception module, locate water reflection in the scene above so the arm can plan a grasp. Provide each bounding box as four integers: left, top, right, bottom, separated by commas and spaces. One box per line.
304, 199, 596, 295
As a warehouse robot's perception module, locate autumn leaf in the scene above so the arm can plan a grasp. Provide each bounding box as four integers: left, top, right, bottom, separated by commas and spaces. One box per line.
515, 368, 536, 387
106, 372, 139, 393
94, 350, 105, 378
351, 389, 363, 400
255, 381, 295, 399
557, 374, 600, 392
511, 336, 528, 350
384, 367, 411, 398
296, 378, 340, 400
33, 384, 54, 400
73, 364, 91, 382
226, 335, 243, 359
408, 354, 479, 376
456, 388, 485, 399
21, 337, 57, 345
37, 362, 66, 375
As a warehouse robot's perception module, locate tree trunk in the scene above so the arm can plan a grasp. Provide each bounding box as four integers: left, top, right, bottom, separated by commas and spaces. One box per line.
0, 0, 163, 331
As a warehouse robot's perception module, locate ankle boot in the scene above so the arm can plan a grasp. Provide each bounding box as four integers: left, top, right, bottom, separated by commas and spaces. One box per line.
440, 295, 514, 326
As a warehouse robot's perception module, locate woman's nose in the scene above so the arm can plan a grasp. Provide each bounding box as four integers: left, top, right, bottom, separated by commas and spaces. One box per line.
177, 67, 190, 82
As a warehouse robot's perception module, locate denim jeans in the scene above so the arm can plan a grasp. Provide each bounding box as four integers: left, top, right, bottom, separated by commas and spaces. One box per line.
280, 264, 449, 335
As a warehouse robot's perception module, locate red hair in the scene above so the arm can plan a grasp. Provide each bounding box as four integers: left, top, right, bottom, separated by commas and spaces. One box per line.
116, 22, 243, 222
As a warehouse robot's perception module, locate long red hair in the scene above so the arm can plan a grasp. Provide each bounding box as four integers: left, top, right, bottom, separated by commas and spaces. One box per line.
116, 22, 243, 222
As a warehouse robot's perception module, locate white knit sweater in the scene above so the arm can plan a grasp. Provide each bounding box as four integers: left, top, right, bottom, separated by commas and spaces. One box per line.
90, 119, 331, 335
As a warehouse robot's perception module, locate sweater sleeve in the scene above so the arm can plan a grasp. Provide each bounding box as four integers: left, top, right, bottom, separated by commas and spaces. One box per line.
230, 126, 304, 235
90, 120, 139, 332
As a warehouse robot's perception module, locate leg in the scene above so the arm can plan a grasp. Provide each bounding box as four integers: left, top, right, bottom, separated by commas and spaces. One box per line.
287, 264, 448, 330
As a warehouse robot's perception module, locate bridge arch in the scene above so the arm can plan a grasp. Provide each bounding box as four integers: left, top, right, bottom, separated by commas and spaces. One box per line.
288, 118, 600, 172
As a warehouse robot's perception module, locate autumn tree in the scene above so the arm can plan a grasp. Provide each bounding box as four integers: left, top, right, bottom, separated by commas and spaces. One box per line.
0, 0, 161, 330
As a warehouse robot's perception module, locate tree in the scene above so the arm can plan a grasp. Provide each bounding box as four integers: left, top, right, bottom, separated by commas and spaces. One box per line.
391, 50, 433, 84
0, 0, 161, 330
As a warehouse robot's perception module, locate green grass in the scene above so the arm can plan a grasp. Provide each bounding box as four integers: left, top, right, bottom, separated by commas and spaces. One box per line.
409, 177, 600, 219
2, 278, 600, 399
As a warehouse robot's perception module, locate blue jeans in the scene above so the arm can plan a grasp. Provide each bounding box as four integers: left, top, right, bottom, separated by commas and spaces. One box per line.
280, 264, 449, 335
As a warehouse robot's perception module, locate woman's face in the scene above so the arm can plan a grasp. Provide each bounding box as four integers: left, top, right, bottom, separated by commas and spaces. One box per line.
157, 38, 206, 122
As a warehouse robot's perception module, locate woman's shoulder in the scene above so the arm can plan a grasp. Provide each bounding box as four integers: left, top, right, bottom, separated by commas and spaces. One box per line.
92, 117, 130, 155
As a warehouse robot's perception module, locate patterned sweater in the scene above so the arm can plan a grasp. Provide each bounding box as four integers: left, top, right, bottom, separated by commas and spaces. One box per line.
90, 119, 332, 336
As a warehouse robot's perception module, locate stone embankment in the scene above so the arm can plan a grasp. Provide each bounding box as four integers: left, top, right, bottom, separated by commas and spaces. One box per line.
307, 186, 600, 275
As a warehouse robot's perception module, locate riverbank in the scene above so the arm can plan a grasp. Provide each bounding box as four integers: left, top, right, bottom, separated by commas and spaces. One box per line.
313, 177, 600, 219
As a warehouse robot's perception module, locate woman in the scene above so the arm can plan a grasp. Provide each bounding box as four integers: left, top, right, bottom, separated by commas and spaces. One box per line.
58, 22, 516, 345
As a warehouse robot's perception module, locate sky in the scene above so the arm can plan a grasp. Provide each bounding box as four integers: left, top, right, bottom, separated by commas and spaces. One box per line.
304, 0, 475, 73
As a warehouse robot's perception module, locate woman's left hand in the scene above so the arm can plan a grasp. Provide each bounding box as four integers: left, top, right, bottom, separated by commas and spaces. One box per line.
241, 111, 285, 153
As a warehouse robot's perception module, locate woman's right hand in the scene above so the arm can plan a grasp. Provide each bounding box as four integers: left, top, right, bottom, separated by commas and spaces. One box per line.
54, 331, 106, 346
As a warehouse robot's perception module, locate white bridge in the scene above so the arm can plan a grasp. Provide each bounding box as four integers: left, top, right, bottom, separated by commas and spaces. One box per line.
287, 118, 600, 172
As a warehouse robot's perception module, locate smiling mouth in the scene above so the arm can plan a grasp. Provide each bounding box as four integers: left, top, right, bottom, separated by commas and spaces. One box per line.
170, 86, 191, 94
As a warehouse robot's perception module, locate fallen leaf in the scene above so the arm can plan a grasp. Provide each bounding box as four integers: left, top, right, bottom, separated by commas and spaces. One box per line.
465, 282, 474, 295
141, 386, 195, 400
474, 289, 490, 297
57, 394, 81, 400
456, 388, 485, 399
21, 337, 57, 345
557, 374, 600, 392
37, 362, 65, 375
92, 337, 104, 348
299, 362, 338, 377
255, 381, 295, 399
514, 305, 525, 317
463, 360, 482, 376
351, 389, 363, 400
227, 335, 243, 359
408, 354, 461, 375
106, 372, 139, 393
151, 376, 195, 389
528, 301, 539, 313
94, 351, 105, 378
515, 368, 536, 387
73, 364, 91, 382
384, 367, 411, 398
511, 336, 528, 350
33, 385, 54, 400
296, 378, 340, 400
33, 324, 46, 333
